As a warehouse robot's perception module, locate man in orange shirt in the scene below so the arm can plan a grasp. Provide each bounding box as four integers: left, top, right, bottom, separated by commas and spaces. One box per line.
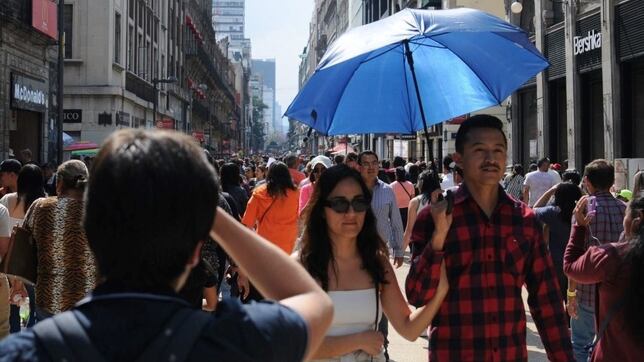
285, 154, 306, 186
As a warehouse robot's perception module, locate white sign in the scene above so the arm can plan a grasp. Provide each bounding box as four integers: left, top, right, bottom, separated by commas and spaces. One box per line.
574, 30, 602, 56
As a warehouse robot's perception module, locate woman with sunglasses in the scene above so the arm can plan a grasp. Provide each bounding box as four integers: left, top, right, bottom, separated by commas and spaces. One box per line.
299, 165, 449, 361
299, 155, 333, 215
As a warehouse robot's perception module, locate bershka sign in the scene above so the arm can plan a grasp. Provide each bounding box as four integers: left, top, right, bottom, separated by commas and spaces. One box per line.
574, 30, 602, 56
10, 73, 48, 113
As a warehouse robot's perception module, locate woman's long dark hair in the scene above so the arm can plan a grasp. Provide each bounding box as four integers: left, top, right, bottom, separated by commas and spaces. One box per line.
266, 161, 295, 198
417, 169, 441, 204
554, 183, 582, 224
624, 196, 644, 342
17, 164, 45, 213
299, 165, 389, 291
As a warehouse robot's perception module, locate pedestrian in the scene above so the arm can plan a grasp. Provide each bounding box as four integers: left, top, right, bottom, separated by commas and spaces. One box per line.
299, 165, 448, 361
9, 160, 95, 323
299, 155, 332, 215
533, 183, 583, 304
503, 164, 525, 202
406, 115, 574, 361
523, 157, 559, 207
0, 129, 333, 361
439, 156, 455, 190
566, 159, 626, 362
0, 160, 21, 198
402, 169, 442, 253
357, 151, 405, 360
0, 203, 12, 340
333, 154, 344, 165
219, 162, 249, 216
563, 195, 644, 361
2, 164, 45, 331
562, 169, 582, 187
345, 152, 359, 171
285, 154, 306, 186
390, 167, 415, 229
633, 170, 644, 198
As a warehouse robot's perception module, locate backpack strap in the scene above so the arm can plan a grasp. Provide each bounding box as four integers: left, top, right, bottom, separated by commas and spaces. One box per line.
33, 311, 107, 362
135, 308, 212, 362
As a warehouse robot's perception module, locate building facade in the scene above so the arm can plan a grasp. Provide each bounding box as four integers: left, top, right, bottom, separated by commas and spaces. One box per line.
509, 0, 644, 174
0, 0, 60, 163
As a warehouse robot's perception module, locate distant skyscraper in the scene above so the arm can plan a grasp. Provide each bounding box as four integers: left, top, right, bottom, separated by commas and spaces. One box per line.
252, 59, 278, 134
212, 0, 245, 57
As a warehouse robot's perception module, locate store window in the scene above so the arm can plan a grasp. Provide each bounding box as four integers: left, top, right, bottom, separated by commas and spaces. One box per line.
63, 5, 73, 58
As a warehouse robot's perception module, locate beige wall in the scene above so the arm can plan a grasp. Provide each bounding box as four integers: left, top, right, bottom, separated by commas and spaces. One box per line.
447, 0, 506, 18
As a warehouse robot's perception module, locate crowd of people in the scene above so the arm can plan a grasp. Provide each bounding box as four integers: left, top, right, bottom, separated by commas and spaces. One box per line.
0, 115, 642, 361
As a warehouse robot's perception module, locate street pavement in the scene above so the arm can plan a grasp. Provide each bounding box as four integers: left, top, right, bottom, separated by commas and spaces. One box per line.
387, 255, 549, 362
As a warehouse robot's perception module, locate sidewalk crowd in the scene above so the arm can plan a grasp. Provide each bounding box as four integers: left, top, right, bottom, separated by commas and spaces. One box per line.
0, 115, 643, 361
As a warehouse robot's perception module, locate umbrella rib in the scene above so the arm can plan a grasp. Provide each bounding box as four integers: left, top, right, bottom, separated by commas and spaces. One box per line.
427, 35, 502, 105
359, 44, 403, 65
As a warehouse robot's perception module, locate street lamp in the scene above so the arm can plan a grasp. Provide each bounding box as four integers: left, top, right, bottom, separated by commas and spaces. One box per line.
152, 77, 177, 128
511, 1, 523, 14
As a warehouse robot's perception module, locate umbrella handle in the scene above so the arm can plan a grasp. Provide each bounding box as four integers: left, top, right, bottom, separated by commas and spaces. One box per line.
403, 40, 433, 160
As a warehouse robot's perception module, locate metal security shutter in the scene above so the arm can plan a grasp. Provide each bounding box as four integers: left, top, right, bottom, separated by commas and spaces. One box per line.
521, 40, 538, 88
546, 28, 565, 80
617, 0, 644, 61
577, 13, 602, 73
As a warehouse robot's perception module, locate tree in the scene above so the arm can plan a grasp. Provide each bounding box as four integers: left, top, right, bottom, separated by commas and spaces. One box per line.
251, 96, 267, 151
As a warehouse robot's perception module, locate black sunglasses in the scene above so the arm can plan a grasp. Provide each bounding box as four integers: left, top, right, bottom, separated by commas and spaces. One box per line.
324, 196, 371, 213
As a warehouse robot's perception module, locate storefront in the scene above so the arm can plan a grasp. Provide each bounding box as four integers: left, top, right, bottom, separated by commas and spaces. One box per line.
545, 27, 567, 164
617, 0, 644, 158
9, 73, 47, 160
516, 86, 537, 166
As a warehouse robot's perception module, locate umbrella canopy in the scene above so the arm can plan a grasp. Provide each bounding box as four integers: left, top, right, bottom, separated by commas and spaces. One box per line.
285, 8, 548, 136
62, 132, 74, 147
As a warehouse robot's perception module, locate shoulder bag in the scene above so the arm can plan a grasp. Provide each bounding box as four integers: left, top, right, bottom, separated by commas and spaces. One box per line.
0, 225, 37, 285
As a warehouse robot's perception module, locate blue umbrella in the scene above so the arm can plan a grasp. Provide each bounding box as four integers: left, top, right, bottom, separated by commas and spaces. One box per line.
286, 8, 548, 141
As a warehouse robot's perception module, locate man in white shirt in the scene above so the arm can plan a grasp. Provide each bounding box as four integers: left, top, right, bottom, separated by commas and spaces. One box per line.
440, 156, 455, 189
523, 157, 559, 207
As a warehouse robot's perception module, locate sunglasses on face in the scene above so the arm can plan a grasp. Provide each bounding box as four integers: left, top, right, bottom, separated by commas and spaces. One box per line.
324, 196, 371, 213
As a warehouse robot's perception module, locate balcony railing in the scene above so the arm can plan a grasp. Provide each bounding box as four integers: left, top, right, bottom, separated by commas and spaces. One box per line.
126, 72, 155, 103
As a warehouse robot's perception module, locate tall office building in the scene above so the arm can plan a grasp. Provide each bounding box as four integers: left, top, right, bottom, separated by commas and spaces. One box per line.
252, 59, 279, 134
212, 0, 245, 56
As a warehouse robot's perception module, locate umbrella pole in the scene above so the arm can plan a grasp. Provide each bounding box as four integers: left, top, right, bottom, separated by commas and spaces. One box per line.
403, 40, 433, 163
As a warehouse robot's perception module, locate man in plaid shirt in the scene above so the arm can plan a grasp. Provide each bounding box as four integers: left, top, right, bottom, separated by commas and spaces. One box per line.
566, 159, 625, 362
406, 115, 574, 361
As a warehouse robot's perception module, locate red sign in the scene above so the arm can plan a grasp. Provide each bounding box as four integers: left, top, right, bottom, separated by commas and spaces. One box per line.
156, 119, 175, 129
192, 131, 205, 142
32, 0, 58, 40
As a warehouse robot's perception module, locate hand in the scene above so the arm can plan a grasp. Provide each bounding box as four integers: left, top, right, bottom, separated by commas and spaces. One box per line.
566, 296, 578, 319
237, 272, 250, 300
393, 256, 404, 268
430, 190, 453, 235
358, 330, 384, 356
573, 196, 594, 227
436, 260, 449, 297
9, 280, 27, 305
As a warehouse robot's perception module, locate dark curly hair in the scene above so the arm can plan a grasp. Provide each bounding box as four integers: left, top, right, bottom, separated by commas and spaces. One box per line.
299, 165, 389, 291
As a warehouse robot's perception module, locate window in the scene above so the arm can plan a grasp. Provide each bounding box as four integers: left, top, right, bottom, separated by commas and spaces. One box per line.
63, 5, 73, 58
128, 25, 134, 70
115, 13, 122, 64
129, 0, 135, 19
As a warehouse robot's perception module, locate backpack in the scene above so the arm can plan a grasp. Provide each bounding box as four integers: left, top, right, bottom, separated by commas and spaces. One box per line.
32, 307, 211, 362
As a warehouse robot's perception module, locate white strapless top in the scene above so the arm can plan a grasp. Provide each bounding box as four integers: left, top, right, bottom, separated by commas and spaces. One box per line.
326, 288, 381, 337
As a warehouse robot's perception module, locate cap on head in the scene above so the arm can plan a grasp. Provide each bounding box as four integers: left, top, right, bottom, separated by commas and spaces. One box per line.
310, 155, 333, 170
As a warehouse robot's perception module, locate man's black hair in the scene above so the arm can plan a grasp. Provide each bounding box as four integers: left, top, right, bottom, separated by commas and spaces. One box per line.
454, 115, 507, 154
357, 150, 378, 165
84, 130, 219, 289
537, 157, 550, 168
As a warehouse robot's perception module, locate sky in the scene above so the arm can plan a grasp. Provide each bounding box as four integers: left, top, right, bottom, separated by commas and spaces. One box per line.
245, 0, 314, 124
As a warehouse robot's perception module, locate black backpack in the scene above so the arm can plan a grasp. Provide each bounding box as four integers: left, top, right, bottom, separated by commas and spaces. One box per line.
32, 308, 211, 362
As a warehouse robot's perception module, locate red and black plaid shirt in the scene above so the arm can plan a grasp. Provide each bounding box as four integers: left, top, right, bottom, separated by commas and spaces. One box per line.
405, 184, 574, 361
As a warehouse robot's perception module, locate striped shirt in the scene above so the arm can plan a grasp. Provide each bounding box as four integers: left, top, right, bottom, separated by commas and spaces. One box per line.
371, 179, 404, 257
574, 191, 626, 307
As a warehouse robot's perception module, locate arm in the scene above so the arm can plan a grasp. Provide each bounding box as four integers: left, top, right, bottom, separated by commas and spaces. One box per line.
383, 259, 448, 341
202, 287, 218, 311
563, 225, 616, 284
388, 189, 405, 261
525, 220, 575, 362
405, 190, 451, 307
533, 185, 558, 208
0, 205, 12, 258
211, 208, 333, 361
240, 193, 259, 229
311, 332, 384, 359
402, 198, 420, 251
522, 185, 530, 205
